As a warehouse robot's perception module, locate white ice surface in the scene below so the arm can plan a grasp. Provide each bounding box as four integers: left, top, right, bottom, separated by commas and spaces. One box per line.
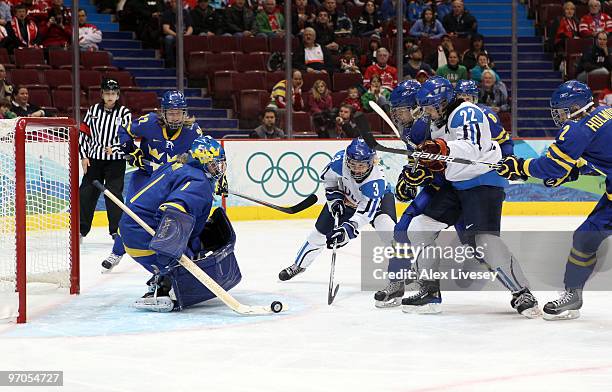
1, 216, 612, 392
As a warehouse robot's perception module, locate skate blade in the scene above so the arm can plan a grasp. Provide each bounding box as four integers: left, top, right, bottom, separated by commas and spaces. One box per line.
519, 305, 543, 319
402, 303, 442, 314
543, 309, 580, 321
133, 297, 174, 313
375, 298, 402, 308
101, 266, 114, 274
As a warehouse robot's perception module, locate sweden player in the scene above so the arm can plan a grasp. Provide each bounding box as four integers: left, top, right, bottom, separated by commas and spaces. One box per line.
498, 80, 611, 320
119, 136, 240, 312
278, 138, 397, 282
101, 90, 205, 273
401, 76, 540, 317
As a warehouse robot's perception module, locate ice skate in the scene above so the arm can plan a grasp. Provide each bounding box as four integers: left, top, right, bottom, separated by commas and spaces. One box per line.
101, 252, 123, 273
402, 280, 442, 314
511, 288, 542, 318
133, 275, 175, 313
543, 289, 583, 321
374, 281, 405, 308
278, 264, 305, 281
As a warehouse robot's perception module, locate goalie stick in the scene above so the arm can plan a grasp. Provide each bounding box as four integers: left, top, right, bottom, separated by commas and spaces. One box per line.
92, 180, 284, 315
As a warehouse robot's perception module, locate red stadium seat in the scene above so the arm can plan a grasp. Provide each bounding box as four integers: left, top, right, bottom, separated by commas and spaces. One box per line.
28, 88, 52, 107
285, 112, 313, 132
333, 73, 363, 91
266, 71, 285, 91
188, 51, 235, 79
52, 89, 87, 113
209, 36, 240, 53
48, 50, 75, 69
565, 37, 592, 56
241, 37, 268, 53
364, 112, 382, 133
80, 70, 103, 91
103, 70, 136, 87
565, 53, 582, 79
332, 91, 349, 107
44, 69, 72, 89
184, 35, 209, 54
81, 51, 117, 72
213, 70, 238, 100
302, 73, 331, 92
451, 37, 470, 56
538, 4, 563, 34
9, 69, 43, 87
344, 3, 362, 20
0, 48, 14, 69
14, 48, 49, 69
124, 91, 159, 115
337, 37, 361, 49
233, 71, 266, 92
238, 89, 268, 121
269, 36, 299, 52
587, 73, 610, 93
235, 52, 268, 72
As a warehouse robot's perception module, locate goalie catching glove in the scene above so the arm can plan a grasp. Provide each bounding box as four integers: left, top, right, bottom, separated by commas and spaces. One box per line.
326, 221, 359, 249
416, 138, 448, 172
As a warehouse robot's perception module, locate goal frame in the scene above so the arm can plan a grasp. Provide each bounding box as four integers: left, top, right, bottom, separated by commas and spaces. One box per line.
13, 117, 80, 323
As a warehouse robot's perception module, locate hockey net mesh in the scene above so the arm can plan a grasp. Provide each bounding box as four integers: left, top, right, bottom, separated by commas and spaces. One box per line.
0, 118, 74, 296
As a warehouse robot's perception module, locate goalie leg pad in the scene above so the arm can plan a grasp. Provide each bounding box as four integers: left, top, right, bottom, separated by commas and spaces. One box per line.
149, 208, 195, 260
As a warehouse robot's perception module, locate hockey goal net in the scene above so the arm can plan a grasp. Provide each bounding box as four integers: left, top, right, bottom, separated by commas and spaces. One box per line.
0, 118, 79, 323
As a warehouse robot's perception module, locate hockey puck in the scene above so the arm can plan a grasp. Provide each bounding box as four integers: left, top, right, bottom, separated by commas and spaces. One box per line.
270, 301, 283, 313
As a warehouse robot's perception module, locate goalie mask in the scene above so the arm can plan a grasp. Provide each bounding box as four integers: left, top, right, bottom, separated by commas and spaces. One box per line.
188, 136, 227, 180
161, 90, 188, 130
345, 138, 376, 183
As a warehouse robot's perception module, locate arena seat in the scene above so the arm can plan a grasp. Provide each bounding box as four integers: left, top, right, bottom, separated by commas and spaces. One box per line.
80, 70, 103, 91
332, 91, 349, 107
213, 70, 238, 100
209, 36, 240, 53
15, 48, 49, 69
44, 69, 73, 89
9, 69, 43, 87
241, 37, 268, 53
103, 70, 137, 88
81, 51, 117, 72
333, 73, 363, 91
235, 52, 268, 72
124, 91, 159, 115
303, 73, 331, 92
587, 73, 610, 94
266, 71, 285, 91
49, 50, 75, 69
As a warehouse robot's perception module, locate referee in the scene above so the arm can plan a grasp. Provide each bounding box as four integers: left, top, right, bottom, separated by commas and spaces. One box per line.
79, 78, 132, 242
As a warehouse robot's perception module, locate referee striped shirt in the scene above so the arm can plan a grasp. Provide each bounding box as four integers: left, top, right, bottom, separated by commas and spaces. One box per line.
79, 102, 132, 160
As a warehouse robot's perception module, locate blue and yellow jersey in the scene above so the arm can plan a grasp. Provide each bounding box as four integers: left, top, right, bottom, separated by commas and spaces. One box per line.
477, 104, 514, 157
121, 161, 214, 254
119, 112, 203, 167
526, 106, 612, 191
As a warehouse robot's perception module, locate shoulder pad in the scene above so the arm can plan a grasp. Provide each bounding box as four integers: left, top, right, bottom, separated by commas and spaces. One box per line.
330, 150, 344, 175
359, 178, 386, 199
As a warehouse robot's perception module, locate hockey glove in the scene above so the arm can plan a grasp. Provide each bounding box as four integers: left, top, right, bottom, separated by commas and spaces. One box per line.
328, 199, 345, 218
399, 165, 434, 187
126, 148, 145, 170
326, 221, 359, 249
416, 138, 448, 172
496, 155, 528, 181
544, 165, 579, 187
215, 173, 228, 197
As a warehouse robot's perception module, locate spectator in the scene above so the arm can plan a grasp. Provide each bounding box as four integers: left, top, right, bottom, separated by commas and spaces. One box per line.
191, 0, 218, 36
436, 50, 467, 85
436, 0, 453, 21
597, 73, 612, 105
363, 47, 398, 91
380, 0, 407, 22
361, 73, 391, 112
365, 34, 381, 65
479, 69, 509, 113
470, 53, 500, 83
355, 0, 383, 37
579, 0, 612, 38
11, 86, 45, 117
339, 46, 361, 73
0, 65, 12, 100
162, 0, 193, 68
269, 69, 305, 110
224, 0, 256, 36
40, 0, 72, 48
427, 33, 454, 69
461, 33, 493, 71
313, 9, 339, 52
410, 8, 446, 39
576, 31, 612, 82
442, 0, 477, 37
292, 0, 315, 36
119, 0, 163, 48
407, 0, 432, 23
403, 46, 434, 79
0, 98, 16, 119
335, 104, 370, 138
415, 69, 429, 83
343, 86, 363, 112
309, 79, 336, 138
79, 9, 102, 50
7, 4, 41, 50
0, 0, 10, 27
21, 0, 47, 23
255, 0, 285, 37
293, 27, 333, 75
553, 2, 580, 70
322, 0, 353, 36
253, 108, 286, 138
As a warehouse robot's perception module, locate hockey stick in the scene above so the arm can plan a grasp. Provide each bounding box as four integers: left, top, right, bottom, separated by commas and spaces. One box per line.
92, 180, 284, 315
358, 127, 503, 170
327, 214, 340, 305
140, 159, 318, 214
370, 101, 403, 140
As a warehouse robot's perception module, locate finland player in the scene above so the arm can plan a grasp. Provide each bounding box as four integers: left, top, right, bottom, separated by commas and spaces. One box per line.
402, 76, 540, 317
278, 138, 397, 281
498, 80, 612, 320
101, 90, 205, 272
119, 136, 240, 312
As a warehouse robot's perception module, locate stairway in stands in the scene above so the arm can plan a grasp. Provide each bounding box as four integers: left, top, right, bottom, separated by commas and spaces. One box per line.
65, 0, 243, 138
466, 0, 561, 136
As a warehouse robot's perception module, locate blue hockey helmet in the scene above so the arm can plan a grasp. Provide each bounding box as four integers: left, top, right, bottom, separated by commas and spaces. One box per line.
416, 76, 454, 120
390, 79, 421, 128
188, 135, 226, 180
345, 138, 376, 182
550, 80, 594, 127
454, 79, 479, 103
161, 90, 188, 130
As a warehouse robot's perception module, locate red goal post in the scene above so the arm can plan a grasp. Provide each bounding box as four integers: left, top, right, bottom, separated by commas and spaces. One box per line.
0, 117, 80, 323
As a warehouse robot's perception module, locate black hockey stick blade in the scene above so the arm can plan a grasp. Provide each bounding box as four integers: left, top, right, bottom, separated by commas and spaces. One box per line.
230, 191, 318, 214
328, 283, 339, 305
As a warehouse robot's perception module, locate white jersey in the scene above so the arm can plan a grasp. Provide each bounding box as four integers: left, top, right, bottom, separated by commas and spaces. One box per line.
443, 102, 502, 182
321, 150, 389, 229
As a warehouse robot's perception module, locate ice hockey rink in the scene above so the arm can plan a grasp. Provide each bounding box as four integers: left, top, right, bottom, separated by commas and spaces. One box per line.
2, 215, 612, 392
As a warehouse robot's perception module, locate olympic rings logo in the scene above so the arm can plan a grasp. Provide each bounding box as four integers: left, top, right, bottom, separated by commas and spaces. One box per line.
246, 151, 333, 198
